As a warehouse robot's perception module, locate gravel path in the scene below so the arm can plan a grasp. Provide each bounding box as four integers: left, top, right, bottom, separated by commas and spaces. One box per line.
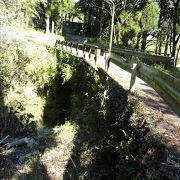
107, 61, 180, 121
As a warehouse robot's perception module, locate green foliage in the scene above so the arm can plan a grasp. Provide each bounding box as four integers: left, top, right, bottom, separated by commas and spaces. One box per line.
0, 28, 57, 122
113, 1, 159, 48
115, 129, 134, 178
154, 64, 180, 79
45, 0, 75, 23
53, 54, 156, 179
77, 0, 103, 36
0, 0, 42, 27
21, 0, 43, 18
55, 51, 109, 126
53, 121, 79, 143
100, 25, 110, 46
117, 10, 141, 47
140, 1, 159, 32
56, 52, 76, 82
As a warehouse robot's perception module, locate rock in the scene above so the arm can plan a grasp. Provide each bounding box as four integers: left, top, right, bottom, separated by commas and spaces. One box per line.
19, 150, 40, 163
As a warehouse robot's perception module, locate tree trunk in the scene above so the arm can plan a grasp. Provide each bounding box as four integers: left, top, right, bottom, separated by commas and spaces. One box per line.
175, 45, 180, 67
141, 31, 147, 51
136, 32, 141, 49
155, 31, 160, 54
171, 0, 179, 65
164, 34, 169, 56
87, 11, 92, 36
65, 13, 67, 22
46, 17, 50, 34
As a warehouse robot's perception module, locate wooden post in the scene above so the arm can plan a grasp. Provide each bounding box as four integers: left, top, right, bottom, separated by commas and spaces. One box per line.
76, 43, 79, 56
94, 46, 101, 64
70, 42, 73, 53
65, 41, 68, 50
51, 20, 55, 34
83, 45, 86, 58
89, 47, 92, 59
62, 41, 64, 49
129, 63, 138, 91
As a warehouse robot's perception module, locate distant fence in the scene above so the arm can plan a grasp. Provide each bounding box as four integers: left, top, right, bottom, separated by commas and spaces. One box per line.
55, 40, 180, 117
111, 47, 173, 67
56, 41, 173, 66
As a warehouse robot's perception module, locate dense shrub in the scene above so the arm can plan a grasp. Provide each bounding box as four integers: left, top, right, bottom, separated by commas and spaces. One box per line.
0, 29, 57, 121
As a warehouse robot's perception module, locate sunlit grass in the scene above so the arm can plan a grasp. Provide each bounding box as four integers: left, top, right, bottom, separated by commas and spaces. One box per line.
52, 121, 79, 144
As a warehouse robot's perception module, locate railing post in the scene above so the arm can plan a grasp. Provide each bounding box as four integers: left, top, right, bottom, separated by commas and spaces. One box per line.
76, 43, 79, 56
95, 47, 101, 64
70, 42, 73, 53
62, 41, 64, 50
129, 63, 138, 91
105, 52, 110, 70
55, 40, 58, 49
83, 44, 86, 58
58, 41, 61, 49
65, 41, 68, 51
88, 46, 92, 59
104, 52, 108, 70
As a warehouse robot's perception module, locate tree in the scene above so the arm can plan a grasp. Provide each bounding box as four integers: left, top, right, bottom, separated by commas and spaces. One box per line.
21, 0, 43, 25
158, 0, 180, 66
115, 9, 141, 47
112, 0, 146, 48
77, 0, 103, 36
44, 0, 76, 34
139, 1, 159, 50
0, 0, 42, 27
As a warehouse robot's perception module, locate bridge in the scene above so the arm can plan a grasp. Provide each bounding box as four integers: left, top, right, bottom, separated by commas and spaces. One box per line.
55, 40, 180, 117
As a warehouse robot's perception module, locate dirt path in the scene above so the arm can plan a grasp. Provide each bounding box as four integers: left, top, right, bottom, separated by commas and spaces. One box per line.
108, 62, 179, 119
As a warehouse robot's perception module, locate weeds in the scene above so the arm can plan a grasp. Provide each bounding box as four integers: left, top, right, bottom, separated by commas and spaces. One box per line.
154, 64, 180, 79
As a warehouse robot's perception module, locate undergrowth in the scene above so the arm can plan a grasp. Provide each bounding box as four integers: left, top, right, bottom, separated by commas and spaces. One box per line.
53, 51, 167, 179
0, 29, 57, 123
0, 28, 58, 178
0, 29, 173, 179
154, 64, 180, 79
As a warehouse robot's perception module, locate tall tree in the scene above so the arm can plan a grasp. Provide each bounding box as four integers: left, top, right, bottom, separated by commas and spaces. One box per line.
139, 1, 159, 50
115, 9, 141, 47
0, 0, 42, 27
77, 0, 103, 36
44, 0, 75, 34
158, 0, 180, 65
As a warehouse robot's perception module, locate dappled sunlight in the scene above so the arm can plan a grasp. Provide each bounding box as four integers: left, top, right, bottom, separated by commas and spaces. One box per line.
41, 122, 78, 179
0, 37, 179, 179
0, 0, 180, 178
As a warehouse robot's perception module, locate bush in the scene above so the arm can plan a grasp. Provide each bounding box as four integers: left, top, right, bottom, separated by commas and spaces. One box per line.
0, 28, 57, 122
